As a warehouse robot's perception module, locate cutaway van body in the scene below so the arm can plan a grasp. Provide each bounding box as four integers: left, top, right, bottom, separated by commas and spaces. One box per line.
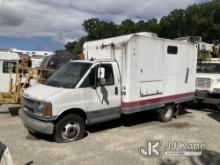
84, 32, 197, 114
20, 32, 198, 142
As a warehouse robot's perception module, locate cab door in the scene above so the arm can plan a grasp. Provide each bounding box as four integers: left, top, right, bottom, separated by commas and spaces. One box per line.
81, 62, 121, 124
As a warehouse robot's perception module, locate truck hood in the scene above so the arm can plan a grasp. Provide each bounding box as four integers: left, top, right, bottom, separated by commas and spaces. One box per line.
23, 84, 65, 101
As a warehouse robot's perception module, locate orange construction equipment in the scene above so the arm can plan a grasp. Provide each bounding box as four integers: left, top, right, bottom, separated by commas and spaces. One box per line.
0, 65, 54, 104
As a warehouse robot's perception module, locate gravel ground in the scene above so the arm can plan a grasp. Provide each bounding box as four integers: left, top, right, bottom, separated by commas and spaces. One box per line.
0, 105, 220, 165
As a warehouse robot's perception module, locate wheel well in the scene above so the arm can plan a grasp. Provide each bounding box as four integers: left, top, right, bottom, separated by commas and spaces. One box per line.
166, 102, 175, 106
166, 102, 184, 113
161, 103, 176, 112
54, 108, 87, 124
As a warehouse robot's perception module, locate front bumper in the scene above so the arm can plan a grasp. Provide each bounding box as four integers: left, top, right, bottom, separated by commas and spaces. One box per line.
195, 90, 209, 99
19, 108, 54, 134
195, 90, 220, 105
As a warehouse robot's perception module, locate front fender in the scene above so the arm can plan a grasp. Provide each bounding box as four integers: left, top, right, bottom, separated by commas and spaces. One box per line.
48, 88, 87, 119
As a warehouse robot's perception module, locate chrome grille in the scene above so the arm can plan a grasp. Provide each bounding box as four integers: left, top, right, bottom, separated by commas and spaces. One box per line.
196, 78, 211, 89
22, 97, 36, 112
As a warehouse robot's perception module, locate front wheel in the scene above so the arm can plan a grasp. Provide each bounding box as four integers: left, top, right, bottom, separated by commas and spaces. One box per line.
158, 105, 174, 122
54, 114, 85, 143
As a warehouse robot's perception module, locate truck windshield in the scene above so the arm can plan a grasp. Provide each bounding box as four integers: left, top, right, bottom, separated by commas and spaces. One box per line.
197, 63, 220, 74
46, 62, 92, 88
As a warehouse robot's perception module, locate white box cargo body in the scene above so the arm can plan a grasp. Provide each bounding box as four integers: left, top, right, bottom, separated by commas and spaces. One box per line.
20, 32, 198, 142
84, 32, 198, 113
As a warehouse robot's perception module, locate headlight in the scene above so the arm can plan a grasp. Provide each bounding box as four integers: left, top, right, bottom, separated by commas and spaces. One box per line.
34, 102, 52, 118
34, 102, 44, 116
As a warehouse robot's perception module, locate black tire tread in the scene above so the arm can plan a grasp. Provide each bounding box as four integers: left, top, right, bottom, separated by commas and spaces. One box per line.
54, 114, 85, 143
159, 105, 174, 122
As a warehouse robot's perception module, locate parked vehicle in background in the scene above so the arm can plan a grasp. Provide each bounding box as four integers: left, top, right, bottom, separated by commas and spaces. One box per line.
19, 32, 198, 142
0, 52, 20, 92
0, 142, 13, 165
0, 52, 54, 105
10, 48, 54, 68
31, 55, 45, 68
0, 65, 54, 105
195, 58, 220, 107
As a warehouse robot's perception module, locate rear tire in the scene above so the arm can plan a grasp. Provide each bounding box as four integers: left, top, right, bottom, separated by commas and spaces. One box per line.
159, 105, 174, 122
54, 114, 85, 143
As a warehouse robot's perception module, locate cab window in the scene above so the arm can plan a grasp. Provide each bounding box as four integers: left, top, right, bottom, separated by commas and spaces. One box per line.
81, 64, 114, 88
3, 61, 17, 73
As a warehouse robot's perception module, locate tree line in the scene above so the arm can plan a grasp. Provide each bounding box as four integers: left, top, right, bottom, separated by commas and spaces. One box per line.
65, 0, 220, 55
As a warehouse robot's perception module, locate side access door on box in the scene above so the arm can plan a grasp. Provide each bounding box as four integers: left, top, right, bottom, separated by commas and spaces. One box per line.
80, 62, 121, 124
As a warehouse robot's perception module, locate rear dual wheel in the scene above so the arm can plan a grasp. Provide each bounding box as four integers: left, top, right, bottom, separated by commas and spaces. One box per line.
159, 105, 174, 122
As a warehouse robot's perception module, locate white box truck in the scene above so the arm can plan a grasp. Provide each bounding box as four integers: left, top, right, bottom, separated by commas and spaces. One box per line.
19, 32, 198, 142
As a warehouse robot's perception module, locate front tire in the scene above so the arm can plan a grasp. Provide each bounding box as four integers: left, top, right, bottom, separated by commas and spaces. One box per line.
159, 105, 174, 122
54, 114, 85, 143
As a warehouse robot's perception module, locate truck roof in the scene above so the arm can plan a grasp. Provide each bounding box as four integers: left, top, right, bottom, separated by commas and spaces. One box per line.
84, 32, 158, 48
0, 52, 20, 61
83, 32, 195, 49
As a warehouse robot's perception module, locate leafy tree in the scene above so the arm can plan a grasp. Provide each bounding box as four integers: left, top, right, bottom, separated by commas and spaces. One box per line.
83, 18, 118, 40
65, 37, 87, 55
119, 19, 136, 35
159, 9, 186, 38
135, 20, 146, 32
82, 18, 102, 40
198, 51, 211, 61
146, 18, 160, 34
64, 0, 220, 54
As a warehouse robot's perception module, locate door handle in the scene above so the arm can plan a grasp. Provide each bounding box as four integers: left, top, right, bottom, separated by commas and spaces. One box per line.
185, 68, 189, 84
115, 87, 118, 95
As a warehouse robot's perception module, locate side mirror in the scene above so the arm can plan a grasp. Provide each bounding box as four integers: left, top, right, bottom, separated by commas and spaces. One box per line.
97, 67, 106, 86
97, 67, 105, 79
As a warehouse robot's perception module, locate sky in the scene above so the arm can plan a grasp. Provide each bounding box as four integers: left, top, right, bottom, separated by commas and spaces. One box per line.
0, 0, 208, 51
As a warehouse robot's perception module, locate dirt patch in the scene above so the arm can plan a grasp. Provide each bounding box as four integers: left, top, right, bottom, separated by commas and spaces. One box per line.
25, 134, 38, 141
161, 122, 191, 129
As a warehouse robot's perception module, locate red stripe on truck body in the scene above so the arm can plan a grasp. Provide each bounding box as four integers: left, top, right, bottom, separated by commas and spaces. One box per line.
122, 92, 195, 109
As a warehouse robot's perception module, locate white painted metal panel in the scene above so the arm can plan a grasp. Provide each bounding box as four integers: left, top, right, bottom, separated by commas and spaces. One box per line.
0, 52, 20, 92
0, 52, 20, 61
83, 32, 197, 109
140, 81, 163, 97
